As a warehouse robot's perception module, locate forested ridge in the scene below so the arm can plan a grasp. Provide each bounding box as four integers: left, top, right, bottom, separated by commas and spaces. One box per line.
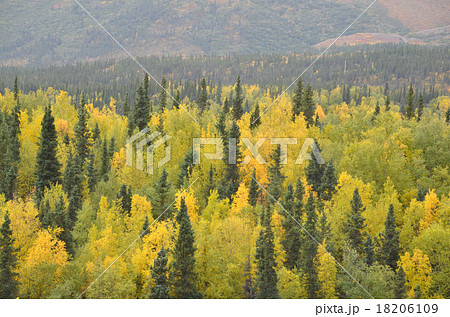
0, 62, 449, 298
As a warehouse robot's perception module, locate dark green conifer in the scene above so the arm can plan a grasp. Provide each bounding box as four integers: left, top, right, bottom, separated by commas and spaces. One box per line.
380, 204, 400, 270
220, 121, 241, 200
406, 83, 415, 120
158, 76, 168, 112
232, 75, 244, 121
100, 137, 110, 182
318, 161, 337, 201
417, 93, 424, 121
385, 95, 391, 111
267, 144, 286, 202
291, 77, 303, 122
150, 247, 172, 299
303, 83, 315, 127
343, 188, 366, 255
0, 213, 19, 298
173, 198, 201, 298
306, 141, 324, 193
152, 169, 172, 220
74, 94, 91, 166
248, 169, 260, 207
281, 184, 302, 270
394, 266, 407, 299
35, 104, 61, 204
197, 77, 208, 113
249, 102, 261, 130
363, 234, 375, 266
118, 185, 132, 216
86, 150, 98, 193
414, 285, 423, 299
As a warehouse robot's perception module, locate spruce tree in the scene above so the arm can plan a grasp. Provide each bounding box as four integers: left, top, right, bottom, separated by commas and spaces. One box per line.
380, 204, 400, 270
123, 92, 130, 117
53, 196, 74, 256
303, 83, 315, 127
306, 141, 324, 194
243, 251, 256, 299
249, 102, 261, 130
291, 77, 303, 122
282, 184, 302, 270
301, 193, 319, 298
35, 104, 61, 204
446, 109, 450, 124
343, 188, 366, 255
255, 208, 279, 299
417, 93, 424, 121
158, 76, 168, 112
372, 101, 380, 123
13, 76, 19, 101
405, 83, 415, 120
414, 285, 423, 299
65, 154, 83, 229
92, 122, 100, 142
178, 149, 193, 188
0, 212, 19, 299
220, 121, 241, 200
100, 137, 110, 182
267, 144, 286, 202
232, 75, 244, 121
118, 185, 132, 215
394, 266, 407, 299
150, 247, 172, 299
172, 89, 181, 109
197, 77, 208, 113
248, 169, 260, 207
134, 85, 148, 131
152, 169, 172, 220
385, 95, 391, 111
363, 234, 375, 266
74, 95, 91, 166
141, 215, 150, 237
318, 161, 337, 201
222, 97, 230, 114
173, 198, 201, 298
86, 149, 98, 193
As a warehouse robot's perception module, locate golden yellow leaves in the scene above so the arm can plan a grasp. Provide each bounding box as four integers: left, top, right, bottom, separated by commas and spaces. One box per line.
420, 189, 442, 232
399, 249, 432, 298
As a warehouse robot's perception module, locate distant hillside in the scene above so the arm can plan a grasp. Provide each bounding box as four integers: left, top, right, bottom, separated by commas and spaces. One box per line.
0, 0, 449, 66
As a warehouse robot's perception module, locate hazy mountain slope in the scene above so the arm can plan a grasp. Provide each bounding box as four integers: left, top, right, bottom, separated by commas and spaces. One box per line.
0, 0, 448, 66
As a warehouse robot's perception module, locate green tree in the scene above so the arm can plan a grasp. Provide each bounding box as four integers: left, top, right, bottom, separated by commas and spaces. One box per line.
343, 188, 366, 255
35, 104, 61, 204
100, 137, 110, 182
255, 208, 279, 299
172, 90, 181, 109
385, 95, 391, 111
172, 198, 201, 298
405, 83, 415, 120
118, 185, 132, 216
306, 141, 324, 194
248, 169, 260, 207
86, 149, 98, 193
301, 193, 319, 298
158, 76, 168, 112
152, 169, 172, 220
123, 92, 130, 117
232, 75, 244, 121
74, 94, 91, 166
380, 204, 400, 270
291, 77, 303, 122
0, 213, 19, 298
282, 184, 302, 270
220, 121, 241, 200
150, 247, 172, 299
178, 149, 193, 188
414, 285, 423, 299
249, 102, 261, 130
134, 86, 149, 131
318, 161, 337, 201
417, 93, 424, 121
197, 77, 208, 113
394, 266, 407, 299
303, 84, 315, 127
13, 76, 19, 101
363, 234, 375, 266
267, 144, 286, 202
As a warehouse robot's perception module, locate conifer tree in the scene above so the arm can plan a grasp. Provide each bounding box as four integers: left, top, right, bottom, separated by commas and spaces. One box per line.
123, 92, 130, 117
134, 86, 148, 131
0, 213, 19, 299
414, 285, 423, 299
363, 234, 375, 266
13, 76, 19, 102
267, 144, 286, 202
303, 83, 315, 127
343, 188, 366, 255
197, 77, 208, 113
301, 193, 319, 298
380, 204, 400, 270
74, 94, 91, 166
35, 104, 61, 204
158, 76, 168, 112
372, 101, 380, 123
405, 83, 415, 120
220, 121, 241, 200
150, 247, 172, 299
255, 208, 279, 299
108, 137, 116, 161
65, 154, 83, 229
291, 77, 303, 122
173, 198, 201, 298
222, 97, 230, 114
318, 161, 337, 201
306, 141, 324, 194
282, 184, 302, 270
52, 196, 74, 256
100, 137, 110, 182
152, 169, 172, 220
243, 251, 256, 299
178, 149, 193, 188
417, 93, 424, 121
249, 102, 261, 130
446, 109, 450, 124
141, 215, 150, 237
172, 90, 181, 109
232, 75, 244, 121
248, 169, 260, 207
118, 185, 132, 215
385, 95, 391, 111
92, 123, 100, 142
86, 150, 98, 193
394, 266, 407, 299
215, 110, 227, 140
293, 177, 305, 217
